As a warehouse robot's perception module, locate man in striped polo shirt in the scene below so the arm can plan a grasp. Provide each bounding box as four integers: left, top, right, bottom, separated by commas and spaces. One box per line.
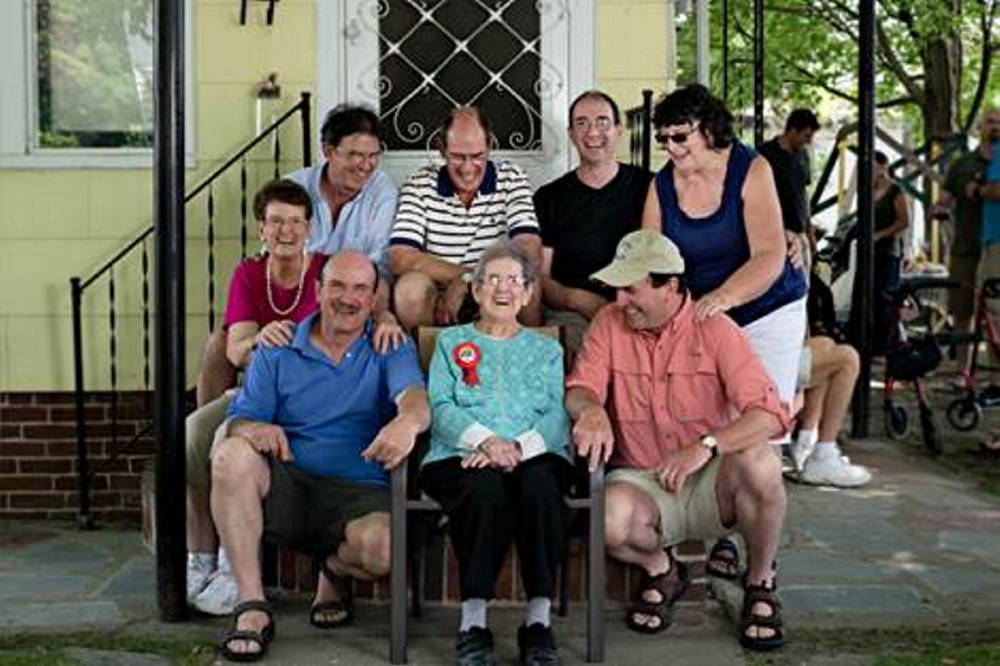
388, 107, 543, 330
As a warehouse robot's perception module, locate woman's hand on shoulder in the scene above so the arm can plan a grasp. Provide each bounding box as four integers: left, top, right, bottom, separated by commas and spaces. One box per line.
256, 320, 296, 348
694, 288, 737, 321
373, 310, 406, 354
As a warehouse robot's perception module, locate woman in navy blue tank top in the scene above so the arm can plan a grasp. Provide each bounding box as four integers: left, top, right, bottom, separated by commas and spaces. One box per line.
640, 85, 807, 401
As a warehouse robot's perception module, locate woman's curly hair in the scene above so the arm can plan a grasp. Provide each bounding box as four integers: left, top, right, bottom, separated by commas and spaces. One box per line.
652, 84, 735, 150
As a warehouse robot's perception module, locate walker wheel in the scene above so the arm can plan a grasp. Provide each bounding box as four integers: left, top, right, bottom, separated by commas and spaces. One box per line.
884, 403, 910, 441
945, 398, 981, 432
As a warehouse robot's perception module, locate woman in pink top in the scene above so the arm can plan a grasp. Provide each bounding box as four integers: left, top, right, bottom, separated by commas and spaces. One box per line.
186, 179, 404, 616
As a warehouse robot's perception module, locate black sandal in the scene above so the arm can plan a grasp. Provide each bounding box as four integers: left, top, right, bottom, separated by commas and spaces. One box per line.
219, 599, 274, 663
310, 561, 354, 629
706, 537, 742, 580
625, 550, 689, 634
739, 580, 784, 651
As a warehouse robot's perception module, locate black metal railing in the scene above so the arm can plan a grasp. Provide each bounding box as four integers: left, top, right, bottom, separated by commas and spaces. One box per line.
69, 92, 312, 526
626, 89, 653, 172
811, 122, 966, 219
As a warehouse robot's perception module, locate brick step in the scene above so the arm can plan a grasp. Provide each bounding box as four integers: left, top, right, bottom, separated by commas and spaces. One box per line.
142, 465, 710, 605
266, 534, 710, 605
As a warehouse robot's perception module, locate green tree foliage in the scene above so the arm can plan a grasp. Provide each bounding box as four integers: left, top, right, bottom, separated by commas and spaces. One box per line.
38, 0, 154, 147
676, 0, 998, 144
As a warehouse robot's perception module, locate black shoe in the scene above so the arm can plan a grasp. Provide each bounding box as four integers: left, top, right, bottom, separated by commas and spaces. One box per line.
518, 623, 561, 666
456, 627, 495, 666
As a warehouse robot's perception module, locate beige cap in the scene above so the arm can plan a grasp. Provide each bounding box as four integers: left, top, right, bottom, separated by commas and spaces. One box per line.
590, 229, 686, 287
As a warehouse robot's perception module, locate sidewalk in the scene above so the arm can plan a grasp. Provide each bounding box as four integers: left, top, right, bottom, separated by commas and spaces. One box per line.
2, 435, 1000, 664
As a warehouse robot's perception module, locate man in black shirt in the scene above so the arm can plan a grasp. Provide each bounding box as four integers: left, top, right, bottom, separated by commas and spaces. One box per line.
534, 90, 652, 351
759, 109, 820, 272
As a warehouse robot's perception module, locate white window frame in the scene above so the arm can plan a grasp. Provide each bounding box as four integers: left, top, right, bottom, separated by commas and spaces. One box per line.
0, 0, 196, 169
316, 0, 594, 187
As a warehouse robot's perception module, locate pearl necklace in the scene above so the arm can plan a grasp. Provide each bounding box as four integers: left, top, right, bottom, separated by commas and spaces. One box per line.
265, 253, 308, 317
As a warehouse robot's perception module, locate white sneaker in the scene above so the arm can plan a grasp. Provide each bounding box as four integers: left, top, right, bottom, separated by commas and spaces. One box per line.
789, 439, 816, 473
191, 569, 238, 616
800, 449, 872, 488
186, 560, 215, 604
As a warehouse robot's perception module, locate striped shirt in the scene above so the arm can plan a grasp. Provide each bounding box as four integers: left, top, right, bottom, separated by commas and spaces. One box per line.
389, 160, 540, 267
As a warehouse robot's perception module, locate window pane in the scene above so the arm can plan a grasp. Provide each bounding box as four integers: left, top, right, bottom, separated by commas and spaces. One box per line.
378, 0, 541, 151
36, 0, 154, 149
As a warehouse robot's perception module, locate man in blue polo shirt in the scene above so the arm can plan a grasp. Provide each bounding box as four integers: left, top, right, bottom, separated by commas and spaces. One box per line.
210, 250, 429, 662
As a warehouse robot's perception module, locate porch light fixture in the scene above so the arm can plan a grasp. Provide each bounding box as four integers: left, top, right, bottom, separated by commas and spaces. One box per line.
240, 0, 279, 26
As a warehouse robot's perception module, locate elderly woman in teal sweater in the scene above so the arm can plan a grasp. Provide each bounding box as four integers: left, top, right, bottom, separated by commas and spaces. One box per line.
421, 240, 571, 666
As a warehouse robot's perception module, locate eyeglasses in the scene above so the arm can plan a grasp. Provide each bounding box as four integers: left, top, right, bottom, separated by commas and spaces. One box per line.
263, 215, 309, 228
445, 151, 488, 166
480, 273, 527, 288
655, 127, 698, 145
336, 148, 382, 166
572, 117, 615, 133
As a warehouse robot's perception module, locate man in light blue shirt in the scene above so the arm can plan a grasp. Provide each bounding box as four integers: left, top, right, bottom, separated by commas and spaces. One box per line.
976, 108, 1000, 399
210, 251, 429, 661
286, 105, 398, 278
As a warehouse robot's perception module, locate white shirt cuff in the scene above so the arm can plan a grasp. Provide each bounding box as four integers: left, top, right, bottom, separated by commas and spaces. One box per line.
515, 429, 546, 461
459, 422, 496, 450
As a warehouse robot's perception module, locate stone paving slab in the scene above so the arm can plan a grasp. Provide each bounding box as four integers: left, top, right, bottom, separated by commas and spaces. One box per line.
780, 584, 939, 620
99, 557, 156, 599
0, 600, 124, 630
0, 572, 94, 600
66, 647, 172, 666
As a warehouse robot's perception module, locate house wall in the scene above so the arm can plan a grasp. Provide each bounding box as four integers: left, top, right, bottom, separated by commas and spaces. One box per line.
0, 0, 675, 520
0, 0, 673, 393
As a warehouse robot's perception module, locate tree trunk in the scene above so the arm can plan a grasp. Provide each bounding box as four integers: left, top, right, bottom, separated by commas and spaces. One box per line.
919, 29, 961, 256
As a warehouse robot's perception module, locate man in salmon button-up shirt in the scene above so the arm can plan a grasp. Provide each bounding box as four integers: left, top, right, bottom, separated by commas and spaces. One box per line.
565, 229, 790, 651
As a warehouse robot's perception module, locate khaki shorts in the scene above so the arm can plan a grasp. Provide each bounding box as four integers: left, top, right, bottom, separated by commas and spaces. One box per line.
185, 390, 235, 489
608, 457, 725, 547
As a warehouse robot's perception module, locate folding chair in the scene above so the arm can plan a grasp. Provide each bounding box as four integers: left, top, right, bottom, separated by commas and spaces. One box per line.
389, 326, 605, 664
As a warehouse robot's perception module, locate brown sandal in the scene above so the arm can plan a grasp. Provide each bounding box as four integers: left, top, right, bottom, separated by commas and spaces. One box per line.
739, 580, 784, 651
309, 561, 354, 629
706, 538, 741, 580
625, 551, 689, 634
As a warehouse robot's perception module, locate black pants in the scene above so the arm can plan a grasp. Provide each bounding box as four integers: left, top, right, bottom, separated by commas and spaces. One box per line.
420, 453, 571, 601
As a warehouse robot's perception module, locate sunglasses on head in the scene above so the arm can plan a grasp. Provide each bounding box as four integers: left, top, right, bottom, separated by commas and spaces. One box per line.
655, 127, 698, 145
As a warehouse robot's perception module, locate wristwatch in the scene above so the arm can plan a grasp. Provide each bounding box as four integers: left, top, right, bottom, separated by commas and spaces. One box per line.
700, 434, 719, 458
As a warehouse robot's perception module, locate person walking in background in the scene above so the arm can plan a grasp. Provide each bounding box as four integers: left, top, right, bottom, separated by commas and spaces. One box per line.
759, 109, 820, 274
871, 151, 910, 356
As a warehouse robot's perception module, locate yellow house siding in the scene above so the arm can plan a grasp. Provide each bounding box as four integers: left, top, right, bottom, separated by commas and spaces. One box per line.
1, 0, 674, 391
595, 0, 675, 163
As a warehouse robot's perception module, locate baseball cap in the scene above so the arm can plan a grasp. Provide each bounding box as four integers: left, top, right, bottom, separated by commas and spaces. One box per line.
590, 229, 686, 287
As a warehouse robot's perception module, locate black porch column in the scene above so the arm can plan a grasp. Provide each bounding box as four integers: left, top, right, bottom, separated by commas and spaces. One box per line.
153, 0, 187, 621
851, 0, 877, 437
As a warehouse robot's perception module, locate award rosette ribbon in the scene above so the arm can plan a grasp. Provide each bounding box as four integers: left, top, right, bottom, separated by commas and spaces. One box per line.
453, 342, 482, 387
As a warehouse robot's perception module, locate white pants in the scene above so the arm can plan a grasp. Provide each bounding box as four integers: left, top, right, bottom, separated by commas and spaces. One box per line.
743, 297, 808, 406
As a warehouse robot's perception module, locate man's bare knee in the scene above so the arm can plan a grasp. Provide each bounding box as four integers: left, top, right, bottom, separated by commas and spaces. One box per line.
836, 344, 860, 375
393, 271, 436, 329
211, 438, 265, 490
605, 483, 652, 550
346, 514, 391, 576
722, 445, 784, 500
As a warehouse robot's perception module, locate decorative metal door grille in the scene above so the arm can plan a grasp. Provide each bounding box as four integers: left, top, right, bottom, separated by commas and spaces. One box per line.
355, 0, 567, 152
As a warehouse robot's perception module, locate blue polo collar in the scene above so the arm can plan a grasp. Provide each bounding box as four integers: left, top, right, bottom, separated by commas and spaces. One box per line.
291, 311, 375, 357
436, 161, 498, 197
